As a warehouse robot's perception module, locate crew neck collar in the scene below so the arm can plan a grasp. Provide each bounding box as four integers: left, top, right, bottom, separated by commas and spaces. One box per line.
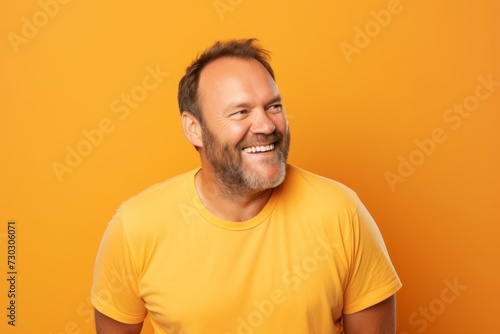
187, 168, 283, 230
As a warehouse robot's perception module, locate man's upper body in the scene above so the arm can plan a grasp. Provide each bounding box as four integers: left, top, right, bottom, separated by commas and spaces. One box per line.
92, 165, 401, 333
92, 39, 402, 333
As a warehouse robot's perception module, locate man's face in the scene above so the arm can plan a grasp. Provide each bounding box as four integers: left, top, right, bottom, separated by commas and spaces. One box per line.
197, 57, 290, 193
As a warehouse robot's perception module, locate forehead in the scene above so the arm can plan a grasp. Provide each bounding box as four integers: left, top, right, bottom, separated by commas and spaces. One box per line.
197, 57, 279, 110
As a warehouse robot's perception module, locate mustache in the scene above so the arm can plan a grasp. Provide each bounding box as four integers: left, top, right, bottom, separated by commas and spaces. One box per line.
238, 132, 284, 149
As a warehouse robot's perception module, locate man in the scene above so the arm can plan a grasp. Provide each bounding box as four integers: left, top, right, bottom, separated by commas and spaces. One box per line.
92, 39, 402, 334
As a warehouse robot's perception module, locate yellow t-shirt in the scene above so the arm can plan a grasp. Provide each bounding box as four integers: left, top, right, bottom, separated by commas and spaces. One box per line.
91, 164, 402, 333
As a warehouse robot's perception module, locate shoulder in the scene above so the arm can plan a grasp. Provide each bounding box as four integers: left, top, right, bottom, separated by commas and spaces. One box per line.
115, 169, 197, 235
121, 169, 196, 213
282, 164, 359, 213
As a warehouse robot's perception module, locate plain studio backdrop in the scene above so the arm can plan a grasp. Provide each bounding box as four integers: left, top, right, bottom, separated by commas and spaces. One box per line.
1, 0, 499, 333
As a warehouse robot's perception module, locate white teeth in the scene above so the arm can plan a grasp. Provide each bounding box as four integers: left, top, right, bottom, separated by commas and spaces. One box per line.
243, 144, 275, 153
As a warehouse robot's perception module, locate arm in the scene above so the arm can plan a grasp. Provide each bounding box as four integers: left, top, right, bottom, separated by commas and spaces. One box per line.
95, 309, 144, 334
92, 209, 147, 332
343, 294, 397, 334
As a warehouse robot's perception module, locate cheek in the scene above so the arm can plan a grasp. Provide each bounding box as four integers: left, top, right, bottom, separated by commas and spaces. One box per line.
224, 123, 251, 143
273, 114, 289, 134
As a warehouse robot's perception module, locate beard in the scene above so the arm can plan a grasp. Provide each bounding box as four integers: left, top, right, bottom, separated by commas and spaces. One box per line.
201, 123, 290, 196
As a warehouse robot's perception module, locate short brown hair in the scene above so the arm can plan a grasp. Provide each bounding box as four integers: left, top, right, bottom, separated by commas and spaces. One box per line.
177, 38, 275, 124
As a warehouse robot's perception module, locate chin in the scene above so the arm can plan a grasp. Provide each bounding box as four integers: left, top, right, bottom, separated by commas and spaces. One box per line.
245, 163, 287, 190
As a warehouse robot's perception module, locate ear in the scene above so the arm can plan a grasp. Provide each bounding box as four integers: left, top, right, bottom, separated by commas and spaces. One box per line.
181, 111, 203, 148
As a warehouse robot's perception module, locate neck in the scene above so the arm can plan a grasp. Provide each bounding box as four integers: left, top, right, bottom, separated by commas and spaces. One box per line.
195, 168, 275, 222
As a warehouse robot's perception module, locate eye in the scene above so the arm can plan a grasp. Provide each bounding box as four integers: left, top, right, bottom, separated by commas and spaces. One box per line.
268, 104, 283, 113
229, 110, 248, 118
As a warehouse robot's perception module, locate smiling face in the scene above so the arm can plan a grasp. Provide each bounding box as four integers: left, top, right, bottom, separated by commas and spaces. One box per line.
196, 56, 290, 194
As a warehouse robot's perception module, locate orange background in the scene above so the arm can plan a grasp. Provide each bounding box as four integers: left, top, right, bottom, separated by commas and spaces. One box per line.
1, 0, 499, 333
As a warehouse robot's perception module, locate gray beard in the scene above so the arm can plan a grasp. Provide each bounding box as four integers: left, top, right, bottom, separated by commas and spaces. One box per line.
201, 124, 290, 198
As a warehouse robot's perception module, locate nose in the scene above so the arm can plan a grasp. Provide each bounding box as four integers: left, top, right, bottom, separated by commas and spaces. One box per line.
250, 109, 276, 134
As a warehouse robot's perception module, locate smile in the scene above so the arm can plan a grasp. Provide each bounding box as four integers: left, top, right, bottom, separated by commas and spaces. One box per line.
242, 143, 275, 153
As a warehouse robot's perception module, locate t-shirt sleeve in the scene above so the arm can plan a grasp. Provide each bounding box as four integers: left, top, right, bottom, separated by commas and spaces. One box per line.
342, 197, 402, 314
91, 206, 147, 324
